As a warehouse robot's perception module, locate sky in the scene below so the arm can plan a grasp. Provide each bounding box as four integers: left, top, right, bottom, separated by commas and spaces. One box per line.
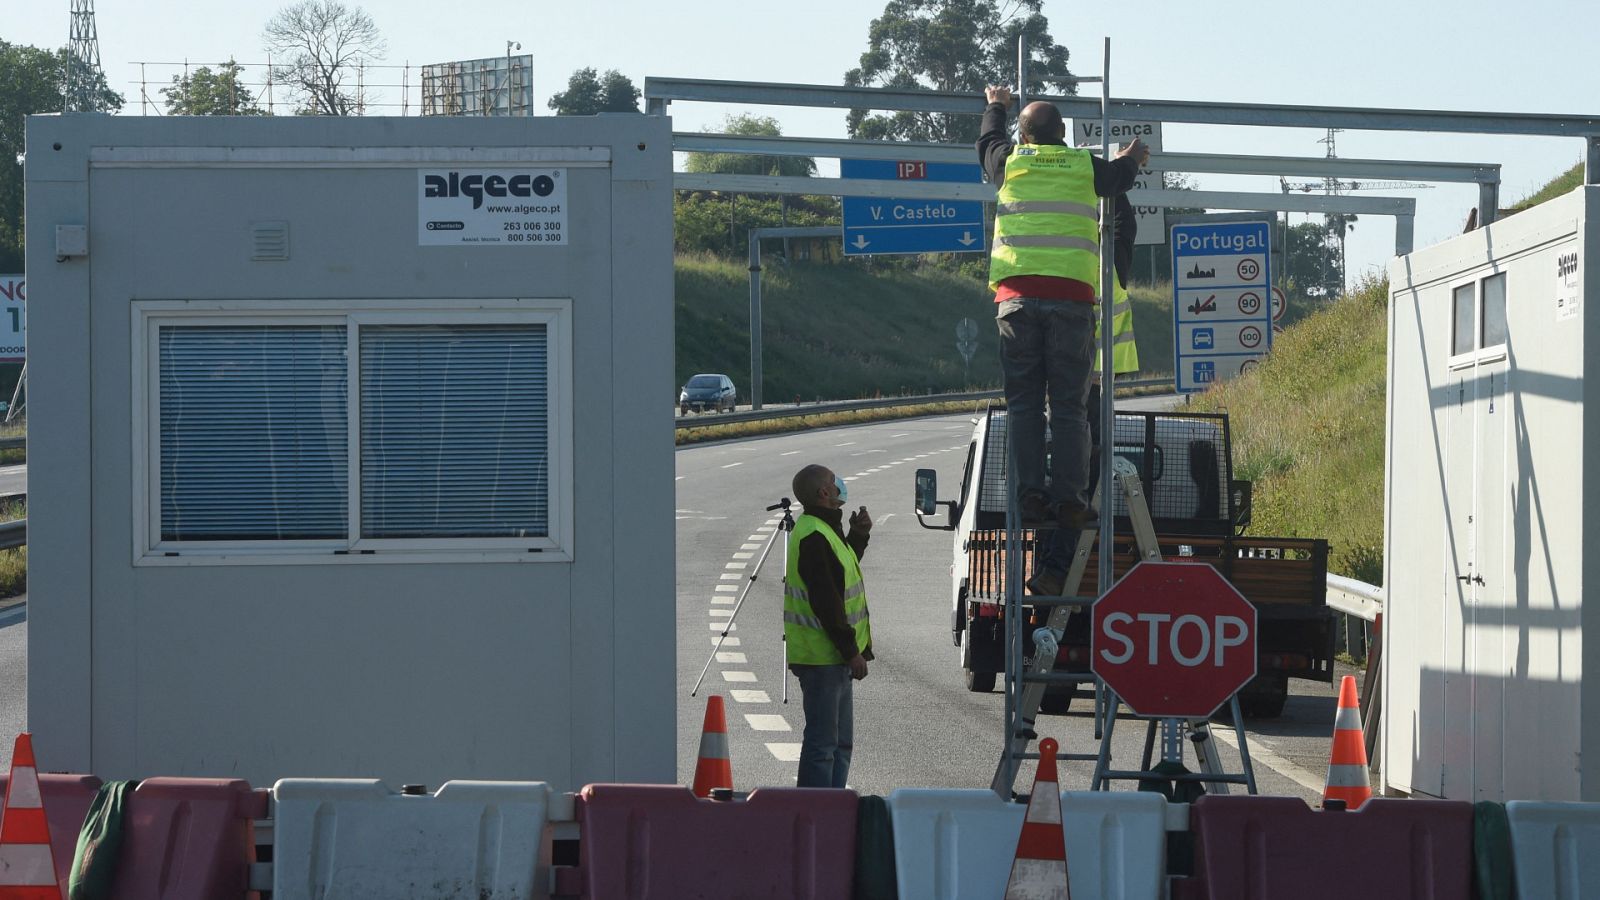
8, 0, 1599, 287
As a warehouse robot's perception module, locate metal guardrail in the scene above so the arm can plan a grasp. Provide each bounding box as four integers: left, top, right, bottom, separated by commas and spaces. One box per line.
1327, 573, 1382, 622
0, 519, 24, 551
676, 380, 1176, 428
0, 437, 21, 451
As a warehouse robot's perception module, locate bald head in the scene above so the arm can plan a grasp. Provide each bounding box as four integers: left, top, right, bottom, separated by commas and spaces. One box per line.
792, 464, 835, 508
1018, 101, 1064, 145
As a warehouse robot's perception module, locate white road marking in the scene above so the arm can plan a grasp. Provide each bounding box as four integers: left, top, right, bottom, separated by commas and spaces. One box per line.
722, 670, 759, 682
722, 462, 743, 469
740, 543, 761, 551
843, 477, 858, 482
709, 609, 733, 618
748, 534, 766, 542
676, 476, 685, 481
725, 562, 747, 570
1209, 728, 1326, 795
716, 585, 738, 592
716, 652, 747, 664
889, 460, 904, 465
781, 450, 801, 456
767, 743, 802, 762
756, 526, 775, 533
720, 573, 742, 580
890, 433, 910, 438
710, 623, 737, 631
711, 637, 742, 647
879, 514, 896, 525
712, 596, 736, 605
732, 552, 754, 559
730, 689, 770, 703
835, 441, 856, 446
915, 454, 930, 458
745, 714, 793, 732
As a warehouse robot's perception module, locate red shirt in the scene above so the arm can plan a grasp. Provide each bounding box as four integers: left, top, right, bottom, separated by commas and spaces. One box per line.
994, 274, 1097, 304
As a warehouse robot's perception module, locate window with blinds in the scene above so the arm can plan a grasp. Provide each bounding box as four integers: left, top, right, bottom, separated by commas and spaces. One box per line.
144, 304, 566, 558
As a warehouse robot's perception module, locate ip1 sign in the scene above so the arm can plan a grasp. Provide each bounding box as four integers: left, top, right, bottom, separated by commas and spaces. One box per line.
1091, 561, 1258, 718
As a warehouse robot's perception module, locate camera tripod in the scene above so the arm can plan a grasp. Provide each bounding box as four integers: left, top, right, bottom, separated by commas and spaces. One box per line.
690, 497, 798, 702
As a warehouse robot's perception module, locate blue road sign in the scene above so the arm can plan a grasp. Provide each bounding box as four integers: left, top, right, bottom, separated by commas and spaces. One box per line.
1171, 219, 1273, 393
840, 159, 987, 256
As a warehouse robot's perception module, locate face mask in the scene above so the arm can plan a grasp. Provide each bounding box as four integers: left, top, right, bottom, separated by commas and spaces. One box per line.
834, 475, 849, 504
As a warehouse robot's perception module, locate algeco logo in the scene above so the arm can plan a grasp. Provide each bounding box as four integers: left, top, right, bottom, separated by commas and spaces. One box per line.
423, 172, 556, 210
1557, 251, 1579, 280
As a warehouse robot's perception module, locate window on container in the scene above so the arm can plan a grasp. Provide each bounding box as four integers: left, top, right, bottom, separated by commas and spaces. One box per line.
1480, 273, 1508, 349
359, 324, 550, 539
1452, 283, 1476, 356
158, 324, 348, 540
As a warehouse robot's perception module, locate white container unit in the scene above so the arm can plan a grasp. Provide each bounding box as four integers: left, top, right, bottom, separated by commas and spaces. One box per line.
1384, 186, 1600, 801
24, 114, 675, 790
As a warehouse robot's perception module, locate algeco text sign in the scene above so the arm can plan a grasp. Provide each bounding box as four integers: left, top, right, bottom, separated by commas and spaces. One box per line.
418, 169, 568, 247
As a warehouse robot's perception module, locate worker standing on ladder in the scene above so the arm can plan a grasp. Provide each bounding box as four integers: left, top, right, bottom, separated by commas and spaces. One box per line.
977, 85, 1147, 596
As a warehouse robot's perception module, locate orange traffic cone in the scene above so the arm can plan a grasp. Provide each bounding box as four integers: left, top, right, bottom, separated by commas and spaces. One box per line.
0, 733, 62, 899
1004, 737, 1070, 899
691, 695, 733, 798
1323, 674, 1373, 810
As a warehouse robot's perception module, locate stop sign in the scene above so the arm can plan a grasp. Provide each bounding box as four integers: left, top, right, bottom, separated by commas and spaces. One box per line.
1091, 561, 1258, 718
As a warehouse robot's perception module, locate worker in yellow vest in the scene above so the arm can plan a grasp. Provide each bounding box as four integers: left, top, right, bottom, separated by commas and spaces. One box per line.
784, 463, 874, 788
978, 85, 1147, 596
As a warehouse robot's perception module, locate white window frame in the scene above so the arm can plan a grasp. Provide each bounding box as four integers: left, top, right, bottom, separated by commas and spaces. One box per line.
1447, 270, 1509, 370
132, 298, 573, 565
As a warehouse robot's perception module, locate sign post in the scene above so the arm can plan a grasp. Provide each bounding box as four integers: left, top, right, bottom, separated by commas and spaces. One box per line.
1171, 218, 1274, 393
840, 159, 987, 256
1074, 119, 1165, 245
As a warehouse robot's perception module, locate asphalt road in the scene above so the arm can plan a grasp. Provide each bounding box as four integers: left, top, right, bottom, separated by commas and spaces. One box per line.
675, 405, 1349, 799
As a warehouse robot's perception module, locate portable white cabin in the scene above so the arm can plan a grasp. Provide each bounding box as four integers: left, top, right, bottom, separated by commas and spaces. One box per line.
1384, 186, 1598, 800
24, 114, 676, 790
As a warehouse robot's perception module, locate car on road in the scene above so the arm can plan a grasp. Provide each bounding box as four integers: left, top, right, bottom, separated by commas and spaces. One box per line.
679, 374, 736, 415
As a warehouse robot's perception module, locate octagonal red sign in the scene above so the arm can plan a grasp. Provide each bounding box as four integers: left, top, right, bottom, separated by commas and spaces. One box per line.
1090, 561, 1258, 718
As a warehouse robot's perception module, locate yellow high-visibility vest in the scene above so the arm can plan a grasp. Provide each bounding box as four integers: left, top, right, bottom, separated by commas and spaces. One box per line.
783, 515, 871, 665
1095, 278, 1140, 374
988, 145, 1100, 290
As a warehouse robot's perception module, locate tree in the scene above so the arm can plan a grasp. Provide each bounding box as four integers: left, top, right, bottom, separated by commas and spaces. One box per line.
547, 68, 641, 116
262, 0, 385, 115
684, 115, 815, 177
844, 0, 1075, 144
1282, 219, 1344, 300
162, 61, 268, 115
0, 40, 124, 273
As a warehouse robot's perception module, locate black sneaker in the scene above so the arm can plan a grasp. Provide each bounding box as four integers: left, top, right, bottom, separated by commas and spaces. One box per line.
1026, 567, 1067, 596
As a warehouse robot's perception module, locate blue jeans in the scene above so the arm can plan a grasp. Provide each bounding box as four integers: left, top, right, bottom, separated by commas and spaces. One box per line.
793, 664, 853, 788
996, 297, 1096, 574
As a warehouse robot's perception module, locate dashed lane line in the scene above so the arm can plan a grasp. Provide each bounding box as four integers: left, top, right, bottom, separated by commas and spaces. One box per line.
730, 689, 770, 703
745, 714, 793, 732
716, 652, 747, 664
710, 637, 742, 647
721, 670, 759, 683
716, 585, 738, 592
766, 743, 802, 762
722, 462, 743, 468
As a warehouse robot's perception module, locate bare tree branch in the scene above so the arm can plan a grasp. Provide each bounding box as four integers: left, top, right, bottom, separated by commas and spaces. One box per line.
262, 0, 385, 115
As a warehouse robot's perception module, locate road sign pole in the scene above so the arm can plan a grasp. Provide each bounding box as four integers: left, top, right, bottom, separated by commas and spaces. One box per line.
747, 230, 764, 410
1097, 36, 1115, 597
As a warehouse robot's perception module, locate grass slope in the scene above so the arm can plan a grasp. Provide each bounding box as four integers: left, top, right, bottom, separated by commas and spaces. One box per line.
1510, 162, 1583, 212
676, 253, 1184, 402
1188, 278, 1388, 583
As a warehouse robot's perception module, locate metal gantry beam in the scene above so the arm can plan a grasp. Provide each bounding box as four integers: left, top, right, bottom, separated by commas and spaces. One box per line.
672, 132, 1501, 185
646, 76, 1600, 139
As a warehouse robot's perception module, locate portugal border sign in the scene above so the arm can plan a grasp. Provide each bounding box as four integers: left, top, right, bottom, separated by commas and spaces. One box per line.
1091, 561, 1258, 718
840, 159, 986, 256
1172, 217, 1273, 393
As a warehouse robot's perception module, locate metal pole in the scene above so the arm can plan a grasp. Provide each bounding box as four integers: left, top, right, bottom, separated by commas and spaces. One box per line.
1016, 34, 1027, 111
1394, 213, 1415, 256
1588, 136, 1600, 186
748, 231, 764, 410
1097, 37, 1115, 598
1478, 181, 1500, 226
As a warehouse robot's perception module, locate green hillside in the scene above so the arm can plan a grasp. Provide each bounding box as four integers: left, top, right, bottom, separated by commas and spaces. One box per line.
1188, 278, 1388, 582
675, 253, 1186, 403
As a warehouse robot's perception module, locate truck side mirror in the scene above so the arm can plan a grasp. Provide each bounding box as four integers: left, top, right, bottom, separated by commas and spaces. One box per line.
914, 468, 938, 515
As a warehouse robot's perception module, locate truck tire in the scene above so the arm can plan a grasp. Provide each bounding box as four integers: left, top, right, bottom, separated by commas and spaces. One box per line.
1040, 688, 1076, 715
965, 670, 996, 693
1241, 674, 1289, 719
